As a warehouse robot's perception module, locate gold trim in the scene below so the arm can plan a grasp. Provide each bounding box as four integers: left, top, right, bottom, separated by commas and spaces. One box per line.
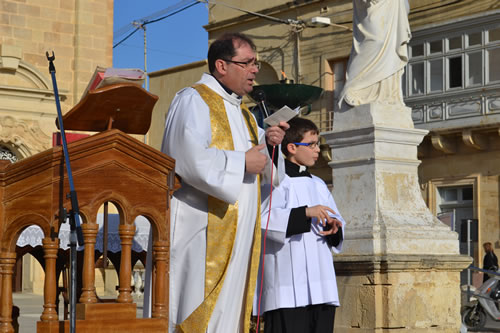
179, 85, 261, 332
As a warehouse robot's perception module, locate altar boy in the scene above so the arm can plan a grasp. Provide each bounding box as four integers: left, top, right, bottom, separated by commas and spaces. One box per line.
254, 117, 345, 333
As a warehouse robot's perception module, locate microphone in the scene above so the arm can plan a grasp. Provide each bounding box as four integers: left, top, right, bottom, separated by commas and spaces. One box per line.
255, 90, 270, 118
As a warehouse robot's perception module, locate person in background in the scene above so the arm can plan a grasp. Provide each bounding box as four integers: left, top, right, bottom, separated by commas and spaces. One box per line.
254, 117, 345, 333
483, 242, 498, 283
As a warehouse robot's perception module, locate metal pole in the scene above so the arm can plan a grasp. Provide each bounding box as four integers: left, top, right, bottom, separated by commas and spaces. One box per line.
142, 24, 148, 145
294, 30, 300, 83
467, 218, 472, 302
143, 24, 148, 91
46, 52, 84, 333
69, 228, 77, 332
132, 20, 148, 145
103, 202, 108, 268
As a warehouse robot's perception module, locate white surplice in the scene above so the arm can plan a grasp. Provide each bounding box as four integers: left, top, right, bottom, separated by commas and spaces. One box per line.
253, 173, 345, 315
161, 73, 284, 333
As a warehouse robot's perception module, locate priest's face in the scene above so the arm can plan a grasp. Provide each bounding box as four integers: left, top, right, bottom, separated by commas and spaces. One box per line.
288, 131, 320, 167
219, 41, 259, 96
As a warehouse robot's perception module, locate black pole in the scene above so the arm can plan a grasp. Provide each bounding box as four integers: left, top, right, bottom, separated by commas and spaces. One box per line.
46, 51, 84, 333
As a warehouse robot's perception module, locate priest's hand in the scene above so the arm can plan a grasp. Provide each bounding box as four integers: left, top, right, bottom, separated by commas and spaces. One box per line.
245, 144, 267, 174
265, 121, 290, 146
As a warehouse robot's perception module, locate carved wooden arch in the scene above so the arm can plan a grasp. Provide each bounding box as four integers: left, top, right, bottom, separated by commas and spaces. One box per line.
84, 191, 130, 226
2, 213, 51, 253
128, 206, 166, 243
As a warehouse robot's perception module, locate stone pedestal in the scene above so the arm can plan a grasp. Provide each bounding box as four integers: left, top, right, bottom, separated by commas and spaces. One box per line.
322, 103, 471, 332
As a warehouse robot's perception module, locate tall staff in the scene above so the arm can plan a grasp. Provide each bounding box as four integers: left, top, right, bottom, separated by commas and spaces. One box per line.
46, 51, 84, 333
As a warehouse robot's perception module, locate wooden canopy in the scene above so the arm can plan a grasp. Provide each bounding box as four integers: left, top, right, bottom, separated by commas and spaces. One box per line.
0, 84, 176, 332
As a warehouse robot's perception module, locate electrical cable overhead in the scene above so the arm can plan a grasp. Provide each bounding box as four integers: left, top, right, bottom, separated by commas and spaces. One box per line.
196, 0, 351, 31
113, 0, 201, 49
113, 27, 141, 49
197, 0, 303, 28
114, 0, 193, 39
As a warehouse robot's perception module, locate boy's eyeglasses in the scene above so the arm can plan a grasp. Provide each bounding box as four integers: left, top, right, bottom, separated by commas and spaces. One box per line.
293, 142, 318, 149
222, 58, 261, 70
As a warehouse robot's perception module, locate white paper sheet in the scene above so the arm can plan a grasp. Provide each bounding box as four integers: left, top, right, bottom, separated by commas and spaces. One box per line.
264, 105, 300, 126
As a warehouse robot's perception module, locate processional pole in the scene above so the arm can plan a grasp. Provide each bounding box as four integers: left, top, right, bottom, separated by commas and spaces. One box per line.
46, 51, 85, 333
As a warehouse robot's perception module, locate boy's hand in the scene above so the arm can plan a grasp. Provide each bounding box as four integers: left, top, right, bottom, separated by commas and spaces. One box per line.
320, 218, 343, 236
305, 205, 342, 236
305, 205, 336, 227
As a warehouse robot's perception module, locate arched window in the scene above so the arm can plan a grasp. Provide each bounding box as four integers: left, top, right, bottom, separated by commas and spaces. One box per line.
0, 145, 18, 163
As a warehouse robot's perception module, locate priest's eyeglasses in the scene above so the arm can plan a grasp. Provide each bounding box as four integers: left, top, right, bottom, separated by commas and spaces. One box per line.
222, 58, 261, 70
293, 142, 319, 149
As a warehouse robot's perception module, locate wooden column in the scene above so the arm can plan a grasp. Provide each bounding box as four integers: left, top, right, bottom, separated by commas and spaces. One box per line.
79, 223, 99, 304
0, 252, 16, 333
117, 224, 135, 303
40, 238, 59, 322
152, 241, 168, 319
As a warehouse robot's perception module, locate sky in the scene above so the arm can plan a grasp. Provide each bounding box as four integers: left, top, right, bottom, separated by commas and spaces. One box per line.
113, 0, 209, 74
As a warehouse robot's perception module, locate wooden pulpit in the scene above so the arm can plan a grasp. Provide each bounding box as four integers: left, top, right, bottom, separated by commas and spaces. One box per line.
0, 84, 177, 332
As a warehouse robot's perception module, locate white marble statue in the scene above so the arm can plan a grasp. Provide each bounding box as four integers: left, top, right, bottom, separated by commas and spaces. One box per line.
339, 0, 411, 107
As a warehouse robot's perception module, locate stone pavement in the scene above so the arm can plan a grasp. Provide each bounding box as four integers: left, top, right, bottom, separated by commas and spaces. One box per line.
13, 292, 144, 332
11, 293, 500, 333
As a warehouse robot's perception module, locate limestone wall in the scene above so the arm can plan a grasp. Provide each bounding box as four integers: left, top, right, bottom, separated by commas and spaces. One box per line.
0, 0, 114, 155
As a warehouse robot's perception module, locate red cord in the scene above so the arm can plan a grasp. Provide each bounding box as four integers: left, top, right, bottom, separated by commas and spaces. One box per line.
256, 145, 276, 331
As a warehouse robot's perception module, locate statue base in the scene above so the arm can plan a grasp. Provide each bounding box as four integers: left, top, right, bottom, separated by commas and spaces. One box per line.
323, 103, 470, 331
334, 254, 470, 332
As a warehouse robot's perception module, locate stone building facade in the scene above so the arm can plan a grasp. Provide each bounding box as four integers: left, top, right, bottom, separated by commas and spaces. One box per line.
1, 0, 114, 293
0, 0, 113, 161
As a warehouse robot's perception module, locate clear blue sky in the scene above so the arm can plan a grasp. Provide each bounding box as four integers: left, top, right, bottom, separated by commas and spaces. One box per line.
113, 0, 209, 74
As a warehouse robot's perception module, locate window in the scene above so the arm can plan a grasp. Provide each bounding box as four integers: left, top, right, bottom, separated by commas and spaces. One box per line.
467, 51, 482, 86
410, 62, 424, 94
468, 32, 481, 47
429, 59, 443, 92
437, 186, 473, 206
405, 15, 500, 125
436, 185, 475, 279
412, 43, 424, 57
448, 56, 462, 89
489, 27, 500, 42
488, 48, 500, 82
448, 36, 462, 51
0, 146, 17, 163
430, 40, 443, 54
405, 22, 500, 98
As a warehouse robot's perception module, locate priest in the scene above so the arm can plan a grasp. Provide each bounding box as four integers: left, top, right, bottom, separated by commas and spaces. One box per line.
161, 32, 289, 333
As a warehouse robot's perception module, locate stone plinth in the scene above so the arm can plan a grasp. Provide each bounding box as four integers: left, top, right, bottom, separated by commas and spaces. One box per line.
334, 254, 471, 332
323, 103, 471, 331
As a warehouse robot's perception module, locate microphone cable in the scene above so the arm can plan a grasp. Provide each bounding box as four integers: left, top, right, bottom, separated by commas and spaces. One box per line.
256, 144, 276, 331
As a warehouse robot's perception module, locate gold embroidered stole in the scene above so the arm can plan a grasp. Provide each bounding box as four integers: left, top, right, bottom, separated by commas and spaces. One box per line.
179, 84, 261, 332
